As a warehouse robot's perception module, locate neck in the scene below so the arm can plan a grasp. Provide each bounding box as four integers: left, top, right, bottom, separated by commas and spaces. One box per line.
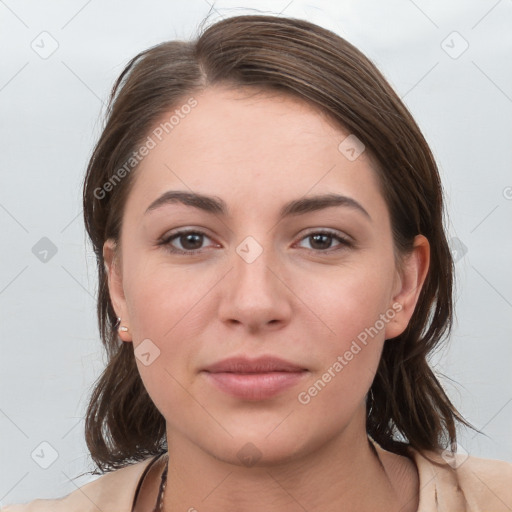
161, 420, 417, 512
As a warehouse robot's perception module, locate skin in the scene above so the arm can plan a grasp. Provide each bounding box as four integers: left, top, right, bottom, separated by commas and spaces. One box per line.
104, 85, 430, 511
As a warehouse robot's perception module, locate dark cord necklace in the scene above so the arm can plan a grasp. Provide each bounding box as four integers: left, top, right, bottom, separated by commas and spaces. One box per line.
153, 461, 168, 511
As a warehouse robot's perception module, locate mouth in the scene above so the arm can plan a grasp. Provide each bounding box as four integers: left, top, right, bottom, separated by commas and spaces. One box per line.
201, 356, 309, 401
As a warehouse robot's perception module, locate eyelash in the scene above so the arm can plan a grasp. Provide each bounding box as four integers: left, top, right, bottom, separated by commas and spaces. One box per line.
158, 228, 353, 256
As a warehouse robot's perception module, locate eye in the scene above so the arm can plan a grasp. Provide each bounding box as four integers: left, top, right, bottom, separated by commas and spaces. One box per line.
295, 230, 352, 253
158, 228, 353, 256
159, 229, 218, 255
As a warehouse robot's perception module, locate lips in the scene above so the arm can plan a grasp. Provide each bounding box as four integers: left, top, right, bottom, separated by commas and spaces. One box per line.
203, 356, 306, 374
201, 356, 308, 401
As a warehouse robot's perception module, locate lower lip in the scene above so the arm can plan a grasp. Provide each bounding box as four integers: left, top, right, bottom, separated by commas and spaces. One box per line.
202, 371, 308, 400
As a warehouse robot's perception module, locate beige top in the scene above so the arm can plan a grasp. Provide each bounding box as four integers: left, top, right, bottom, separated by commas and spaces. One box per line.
3, 438, 512, 511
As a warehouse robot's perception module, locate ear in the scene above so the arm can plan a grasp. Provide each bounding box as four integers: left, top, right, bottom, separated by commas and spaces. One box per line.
103, 238, 132, 342
384, 234, 430, 340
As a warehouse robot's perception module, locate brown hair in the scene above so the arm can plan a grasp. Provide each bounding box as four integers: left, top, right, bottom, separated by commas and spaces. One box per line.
83, 13, 477, 473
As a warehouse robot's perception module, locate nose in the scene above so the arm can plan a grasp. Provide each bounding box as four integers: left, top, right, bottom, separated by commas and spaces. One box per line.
217, 238, 293, 334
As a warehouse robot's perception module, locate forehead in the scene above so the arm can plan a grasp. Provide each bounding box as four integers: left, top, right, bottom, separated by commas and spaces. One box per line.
124, 85, 387, 222
167, 85, 347, 155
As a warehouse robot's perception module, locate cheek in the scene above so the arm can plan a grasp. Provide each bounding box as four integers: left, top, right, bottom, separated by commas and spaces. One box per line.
294, 287, 388, 434
301, 257, 396, 342
295, 258, 395, 402
122, 261, 209, 417
121, 256, 219, 402
123, 257, 213, 340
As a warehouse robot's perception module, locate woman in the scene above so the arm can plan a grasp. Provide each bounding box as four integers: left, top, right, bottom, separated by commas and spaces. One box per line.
5, 13, 512, 512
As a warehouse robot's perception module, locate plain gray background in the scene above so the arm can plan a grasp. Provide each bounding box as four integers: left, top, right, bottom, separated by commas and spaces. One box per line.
1, 0, 511, 505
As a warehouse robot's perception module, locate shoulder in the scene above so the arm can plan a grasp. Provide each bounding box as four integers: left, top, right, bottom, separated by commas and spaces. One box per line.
1, 457, 155, 512
410, 446, 512, 511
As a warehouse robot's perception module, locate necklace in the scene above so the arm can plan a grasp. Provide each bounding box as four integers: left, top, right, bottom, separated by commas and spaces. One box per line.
153, 460, 168, 511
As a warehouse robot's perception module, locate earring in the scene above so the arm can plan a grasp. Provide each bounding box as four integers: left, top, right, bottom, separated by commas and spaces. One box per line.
116, 317, 129, 332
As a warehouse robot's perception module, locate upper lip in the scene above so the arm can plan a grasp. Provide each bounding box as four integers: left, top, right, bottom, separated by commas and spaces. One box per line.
203, 356, 307, 373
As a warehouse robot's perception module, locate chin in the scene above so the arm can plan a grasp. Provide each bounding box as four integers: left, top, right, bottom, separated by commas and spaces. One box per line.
209, 435, 309, 468
201, 415, 321, 468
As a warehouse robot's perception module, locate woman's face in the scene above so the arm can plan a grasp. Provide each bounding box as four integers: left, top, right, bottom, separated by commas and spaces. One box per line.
105, 85, 428, 465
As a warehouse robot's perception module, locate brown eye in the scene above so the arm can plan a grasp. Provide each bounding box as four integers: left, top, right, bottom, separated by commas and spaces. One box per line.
160, 230, 216, 255
175, 232, 204, 251
297, 230, 352, 253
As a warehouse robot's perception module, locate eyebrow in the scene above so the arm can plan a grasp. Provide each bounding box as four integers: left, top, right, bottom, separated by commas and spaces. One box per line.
145, 190, 371, 221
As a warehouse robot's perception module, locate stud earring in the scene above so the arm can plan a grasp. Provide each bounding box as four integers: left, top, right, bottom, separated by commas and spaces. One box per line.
116, 317, 129, 332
